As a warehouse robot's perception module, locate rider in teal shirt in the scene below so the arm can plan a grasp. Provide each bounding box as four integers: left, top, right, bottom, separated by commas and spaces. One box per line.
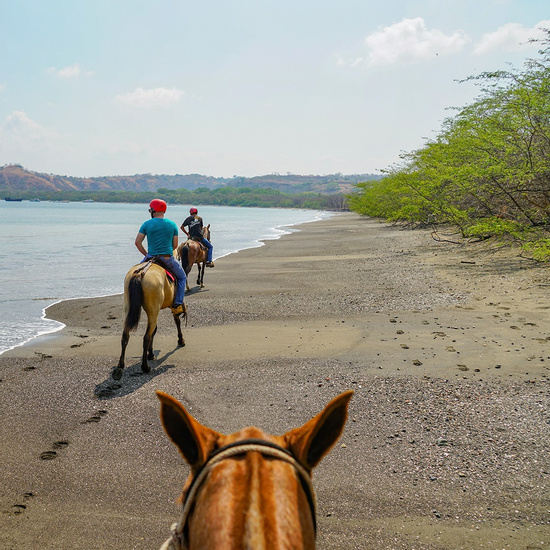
135, 199, 186, 315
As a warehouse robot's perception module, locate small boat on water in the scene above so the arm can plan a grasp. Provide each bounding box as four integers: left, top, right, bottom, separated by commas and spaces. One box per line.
4, 197, 23, 202
82, 199, 94, 203
29, 198, 40, 202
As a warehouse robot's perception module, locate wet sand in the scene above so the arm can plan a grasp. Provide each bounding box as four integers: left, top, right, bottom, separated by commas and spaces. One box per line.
1, 212, 549, 549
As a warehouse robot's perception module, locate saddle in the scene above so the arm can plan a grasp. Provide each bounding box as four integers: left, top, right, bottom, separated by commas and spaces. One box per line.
134, 258, 176, 283
187, 237, 207, 251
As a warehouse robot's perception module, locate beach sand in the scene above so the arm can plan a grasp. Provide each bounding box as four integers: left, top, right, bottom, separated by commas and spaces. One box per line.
1, 212, 548, 549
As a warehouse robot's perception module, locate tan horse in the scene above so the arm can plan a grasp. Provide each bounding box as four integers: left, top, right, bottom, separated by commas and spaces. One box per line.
157, 390, 353, 550
177, 225, 211, 291
113, 260, 186, 380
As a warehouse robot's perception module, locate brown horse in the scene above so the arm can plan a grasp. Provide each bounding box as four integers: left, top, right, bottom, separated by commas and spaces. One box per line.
177, 225, 211, 291
157, 389, 353, 550
113, 260, 186, 380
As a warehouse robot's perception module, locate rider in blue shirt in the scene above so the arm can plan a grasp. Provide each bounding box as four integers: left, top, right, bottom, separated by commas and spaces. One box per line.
135, 199, 187, 315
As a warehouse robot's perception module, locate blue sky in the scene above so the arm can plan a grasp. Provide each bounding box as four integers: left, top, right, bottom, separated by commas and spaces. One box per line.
0, 0, 548, 178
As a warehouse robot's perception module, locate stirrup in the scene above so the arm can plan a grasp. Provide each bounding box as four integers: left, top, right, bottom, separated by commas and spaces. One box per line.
171, 303, 186, 316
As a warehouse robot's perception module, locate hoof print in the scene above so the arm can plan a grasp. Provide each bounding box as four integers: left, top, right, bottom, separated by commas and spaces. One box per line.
12, 504, 27, 514
23, 366, 36, 371
40, 451, 57, 460
52, 440, 69, 449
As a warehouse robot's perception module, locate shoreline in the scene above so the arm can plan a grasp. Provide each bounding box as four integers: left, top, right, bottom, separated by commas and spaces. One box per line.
1, 212, 549, 549
0, 210, 333, 356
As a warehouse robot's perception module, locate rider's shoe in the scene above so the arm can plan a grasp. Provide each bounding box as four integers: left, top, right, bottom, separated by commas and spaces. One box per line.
171, 303, 186, 315
206, 261, 215, 268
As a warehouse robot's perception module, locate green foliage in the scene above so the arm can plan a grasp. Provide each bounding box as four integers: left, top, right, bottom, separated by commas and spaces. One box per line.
523, 239, 550, 261
2, 186, 348, 211
348, 29, 550, 260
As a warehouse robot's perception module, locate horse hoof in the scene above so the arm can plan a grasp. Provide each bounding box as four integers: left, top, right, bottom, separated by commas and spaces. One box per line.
142, 364, 151, 374
112, 368, 123, 380
178, 341, 185, 347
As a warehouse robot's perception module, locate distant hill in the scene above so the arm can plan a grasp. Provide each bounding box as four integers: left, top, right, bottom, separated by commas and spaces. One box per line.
0, 164, 380, 196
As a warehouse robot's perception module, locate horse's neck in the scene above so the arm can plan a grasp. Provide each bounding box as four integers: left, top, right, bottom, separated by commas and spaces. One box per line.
188, 448, 315, 550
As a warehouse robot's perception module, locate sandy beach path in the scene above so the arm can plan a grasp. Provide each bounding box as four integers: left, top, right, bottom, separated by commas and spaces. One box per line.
1, 212, 548, 549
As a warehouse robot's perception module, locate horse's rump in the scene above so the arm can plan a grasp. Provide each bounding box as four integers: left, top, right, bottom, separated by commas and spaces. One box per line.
179, 240, 202, 273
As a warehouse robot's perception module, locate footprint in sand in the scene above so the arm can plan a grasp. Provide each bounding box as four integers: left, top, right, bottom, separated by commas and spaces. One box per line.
39, 440, 69, 460
11, 504, 27, 514
39, 450, 57, 460
83, 409, 108, 423
10, 492, 35, 514
96, 384, 121, 398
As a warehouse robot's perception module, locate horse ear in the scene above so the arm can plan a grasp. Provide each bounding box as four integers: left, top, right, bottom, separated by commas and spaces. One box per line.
156, 391, 221, 469
285, 390, 353, 471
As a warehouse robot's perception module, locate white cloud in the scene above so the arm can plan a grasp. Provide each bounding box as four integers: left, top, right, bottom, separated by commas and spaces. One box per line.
0, 84, 5, 92
46, 63, 93, 78
114, 87, 184, 108
364, 18, 470, 65
473, 20, 550, 55
2, 111, 54, 140
0, 111, 62, 165
334, 54, 364, 68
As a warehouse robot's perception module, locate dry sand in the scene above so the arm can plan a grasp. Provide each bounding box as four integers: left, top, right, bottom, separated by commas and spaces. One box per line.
1, 212, 549, 549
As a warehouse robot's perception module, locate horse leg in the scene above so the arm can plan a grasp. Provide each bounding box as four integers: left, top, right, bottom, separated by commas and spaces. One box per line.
148, 326, 157, 360
113, 329, 130, 380
173, 313, 185, 347
199, 262, 205, 288
142, 324, 157, 373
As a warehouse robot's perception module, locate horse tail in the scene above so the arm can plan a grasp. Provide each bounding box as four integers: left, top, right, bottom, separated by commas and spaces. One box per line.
124, 274, 143, 332
180, 244, 190, 273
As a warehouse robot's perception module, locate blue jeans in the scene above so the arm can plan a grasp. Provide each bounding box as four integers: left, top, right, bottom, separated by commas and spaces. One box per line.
143, 254, 186, 305
202, 238, 213, 263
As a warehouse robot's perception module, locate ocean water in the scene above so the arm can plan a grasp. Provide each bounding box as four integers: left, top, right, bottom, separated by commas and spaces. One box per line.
0, 201, 332, 355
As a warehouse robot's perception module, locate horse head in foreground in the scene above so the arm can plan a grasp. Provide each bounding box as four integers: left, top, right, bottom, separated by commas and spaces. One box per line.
157, 389, 353, 550
113, 259, 186, 380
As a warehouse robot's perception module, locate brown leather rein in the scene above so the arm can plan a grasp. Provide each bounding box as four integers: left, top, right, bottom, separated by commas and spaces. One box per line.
160, 438, 317, 550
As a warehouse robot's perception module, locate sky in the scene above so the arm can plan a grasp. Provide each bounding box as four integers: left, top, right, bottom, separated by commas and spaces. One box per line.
0, 0, 548, 178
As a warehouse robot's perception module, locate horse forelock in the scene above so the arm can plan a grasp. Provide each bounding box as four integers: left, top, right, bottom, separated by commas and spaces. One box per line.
185, 428, 314, 549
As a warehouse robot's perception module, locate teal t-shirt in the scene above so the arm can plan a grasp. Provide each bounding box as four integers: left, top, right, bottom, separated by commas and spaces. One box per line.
138, 218, 178, 255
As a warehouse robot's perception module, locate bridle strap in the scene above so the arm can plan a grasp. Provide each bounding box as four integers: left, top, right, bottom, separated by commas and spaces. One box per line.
160, 439, 317, 550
